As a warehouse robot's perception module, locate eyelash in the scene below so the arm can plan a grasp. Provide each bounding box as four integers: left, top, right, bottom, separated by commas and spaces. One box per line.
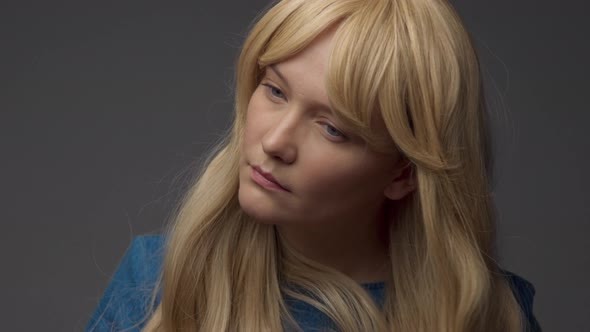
260, 82, 347, 140
261, 83, 286, 101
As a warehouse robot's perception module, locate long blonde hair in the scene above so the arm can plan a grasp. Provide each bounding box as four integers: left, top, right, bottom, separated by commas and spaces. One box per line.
141, 0, 525, 330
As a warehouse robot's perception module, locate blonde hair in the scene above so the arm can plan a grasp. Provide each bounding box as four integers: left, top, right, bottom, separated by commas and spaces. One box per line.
140, 0, 525, 330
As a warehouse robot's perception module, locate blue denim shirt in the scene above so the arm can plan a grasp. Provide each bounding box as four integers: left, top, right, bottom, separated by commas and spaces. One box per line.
86, 235, 541, 331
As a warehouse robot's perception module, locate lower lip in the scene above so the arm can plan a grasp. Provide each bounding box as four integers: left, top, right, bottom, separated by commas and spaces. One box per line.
251, 167, 289, 192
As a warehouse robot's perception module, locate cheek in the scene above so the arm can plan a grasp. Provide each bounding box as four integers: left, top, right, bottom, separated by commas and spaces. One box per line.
300, 153, 391, 200
243, 90, 267, 146
300, 155, 365, 194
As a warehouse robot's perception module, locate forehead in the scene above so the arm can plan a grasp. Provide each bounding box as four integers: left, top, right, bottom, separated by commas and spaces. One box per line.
265, 63, 334, 116
276, 23, 337, 73
265, 28, 333, 111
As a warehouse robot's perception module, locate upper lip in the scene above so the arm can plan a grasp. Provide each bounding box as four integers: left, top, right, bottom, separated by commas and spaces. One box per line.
252, 165, 289, 191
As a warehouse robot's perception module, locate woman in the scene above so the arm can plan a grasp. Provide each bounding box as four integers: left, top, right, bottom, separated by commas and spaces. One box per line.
87, 0, 541, 331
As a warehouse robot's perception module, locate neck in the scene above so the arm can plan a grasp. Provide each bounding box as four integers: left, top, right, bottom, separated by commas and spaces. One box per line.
276, 201, 392, 284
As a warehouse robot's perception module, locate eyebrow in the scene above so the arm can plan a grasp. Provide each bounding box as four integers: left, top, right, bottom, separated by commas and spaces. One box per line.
267, 64, 334, 114
268, 64, 290, 90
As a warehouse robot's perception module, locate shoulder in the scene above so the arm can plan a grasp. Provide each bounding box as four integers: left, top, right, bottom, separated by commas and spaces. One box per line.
86, 234, 165, 332
116, 234, 165, 284
501, 269, 542, 332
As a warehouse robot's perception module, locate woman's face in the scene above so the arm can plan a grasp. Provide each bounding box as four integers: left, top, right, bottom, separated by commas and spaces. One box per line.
238, 27, 406, 227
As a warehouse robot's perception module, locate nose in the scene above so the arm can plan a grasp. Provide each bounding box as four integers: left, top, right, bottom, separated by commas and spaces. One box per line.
261, 108, 300, 164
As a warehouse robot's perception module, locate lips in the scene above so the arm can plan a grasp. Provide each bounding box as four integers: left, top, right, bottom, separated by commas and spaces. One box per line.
252, 165, 289, 191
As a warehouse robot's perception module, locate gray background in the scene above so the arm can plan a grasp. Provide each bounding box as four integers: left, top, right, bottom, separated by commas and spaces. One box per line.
1, 0, 588, 331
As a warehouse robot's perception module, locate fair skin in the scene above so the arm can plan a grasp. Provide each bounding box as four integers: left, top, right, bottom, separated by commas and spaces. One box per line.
238, 25, 415, 283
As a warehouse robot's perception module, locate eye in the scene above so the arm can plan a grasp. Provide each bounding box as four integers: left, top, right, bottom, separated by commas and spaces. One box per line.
320, 122, 347, 140
261, 83, 285, 101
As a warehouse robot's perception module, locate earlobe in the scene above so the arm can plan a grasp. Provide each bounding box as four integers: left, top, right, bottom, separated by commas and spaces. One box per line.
383, 162, 416, 201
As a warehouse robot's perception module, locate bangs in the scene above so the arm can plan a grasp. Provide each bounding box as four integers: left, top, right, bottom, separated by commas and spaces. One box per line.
257, 1, 352, 68
327, 2, 401, 154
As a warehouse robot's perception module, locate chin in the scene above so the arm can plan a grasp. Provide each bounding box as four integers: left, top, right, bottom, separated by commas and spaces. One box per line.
239, 206, 279, 225
237, 183, 278, 225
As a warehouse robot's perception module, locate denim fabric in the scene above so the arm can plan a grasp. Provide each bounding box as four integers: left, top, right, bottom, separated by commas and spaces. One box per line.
86, 235, 540, 332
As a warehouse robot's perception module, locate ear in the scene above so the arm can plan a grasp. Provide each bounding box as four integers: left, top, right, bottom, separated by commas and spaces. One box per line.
383, 159, 416, 201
